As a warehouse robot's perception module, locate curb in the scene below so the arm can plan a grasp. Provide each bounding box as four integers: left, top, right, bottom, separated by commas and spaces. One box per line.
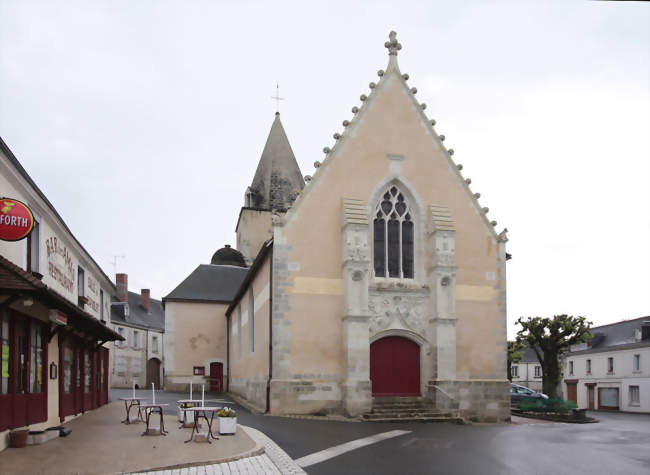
126, 425, 265, 474
242, 426, 307, 475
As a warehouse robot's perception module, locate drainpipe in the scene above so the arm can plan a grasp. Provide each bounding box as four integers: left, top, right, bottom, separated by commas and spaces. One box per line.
266, 246, 273, 413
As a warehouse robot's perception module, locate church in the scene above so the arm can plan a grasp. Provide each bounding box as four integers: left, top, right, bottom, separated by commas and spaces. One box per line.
163, 32, 510, 422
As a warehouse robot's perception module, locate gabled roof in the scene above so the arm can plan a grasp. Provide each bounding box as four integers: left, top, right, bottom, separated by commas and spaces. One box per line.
111, 291, 164, 331
277, 32, 505, 242
248, 113, 305, 211
163, 264, 248, 304
520, 347, 540, 363
569, 316, 650, 355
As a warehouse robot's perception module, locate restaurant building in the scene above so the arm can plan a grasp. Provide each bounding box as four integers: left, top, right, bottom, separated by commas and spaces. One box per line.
0, 137, 122, 451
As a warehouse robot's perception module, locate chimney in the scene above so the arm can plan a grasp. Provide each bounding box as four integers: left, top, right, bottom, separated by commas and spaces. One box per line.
116, 273, 128, 302
141, 289, 150, 313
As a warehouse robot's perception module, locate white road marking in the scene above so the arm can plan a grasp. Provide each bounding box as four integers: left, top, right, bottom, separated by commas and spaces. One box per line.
294, 429, 412, 468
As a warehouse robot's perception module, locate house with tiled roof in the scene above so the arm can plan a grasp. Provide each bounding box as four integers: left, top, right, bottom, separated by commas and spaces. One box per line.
563, 316, 650, 412
109, 273, 165, 389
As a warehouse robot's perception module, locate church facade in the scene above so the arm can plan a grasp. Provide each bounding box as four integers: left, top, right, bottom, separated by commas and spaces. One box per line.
167, 32, 510, 422
225, 33, 510, 422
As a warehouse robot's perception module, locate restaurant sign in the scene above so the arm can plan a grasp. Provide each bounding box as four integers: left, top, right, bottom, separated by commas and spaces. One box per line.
0, 198, 35, 241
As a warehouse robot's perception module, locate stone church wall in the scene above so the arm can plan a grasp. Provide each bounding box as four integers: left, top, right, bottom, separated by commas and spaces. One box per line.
265, 65, 508, 421
163, 301, 228, 392
228, 257, 271, 412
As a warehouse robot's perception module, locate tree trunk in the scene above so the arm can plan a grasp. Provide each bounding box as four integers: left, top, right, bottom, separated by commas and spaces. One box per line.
542, 358, 561, 399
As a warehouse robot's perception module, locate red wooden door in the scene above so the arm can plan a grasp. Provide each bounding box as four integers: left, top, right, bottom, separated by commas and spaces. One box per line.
102, 348, 109, 405
74, 348, 83, 414
12, 318, 28, 428
210, 362, 223, 392
370, 336, 420, 396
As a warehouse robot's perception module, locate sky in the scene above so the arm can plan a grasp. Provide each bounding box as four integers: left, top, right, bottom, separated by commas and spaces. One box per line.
1, 0, 648, 338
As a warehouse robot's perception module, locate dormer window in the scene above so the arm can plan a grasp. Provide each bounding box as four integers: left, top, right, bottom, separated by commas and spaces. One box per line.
373, 186, 414, 279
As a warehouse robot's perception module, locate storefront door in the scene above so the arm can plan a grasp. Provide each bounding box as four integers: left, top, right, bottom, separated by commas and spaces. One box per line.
12, 318, 28, 428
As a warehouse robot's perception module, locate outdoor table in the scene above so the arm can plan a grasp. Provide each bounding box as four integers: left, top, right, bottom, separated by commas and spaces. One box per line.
183, 406, 221, 443
119, 397, 147, 424
177, 399, 199, 428
177, 399, 231, 427
139, 403, 169, 436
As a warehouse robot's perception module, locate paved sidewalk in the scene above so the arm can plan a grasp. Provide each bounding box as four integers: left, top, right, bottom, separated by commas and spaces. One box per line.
0, 401, 260, 474
127, 426, 306, 475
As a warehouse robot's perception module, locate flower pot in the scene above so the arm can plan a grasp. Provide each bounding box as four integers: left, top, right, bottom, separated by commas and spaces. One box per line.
10, 430, 29, 448
219, 416, 237, 435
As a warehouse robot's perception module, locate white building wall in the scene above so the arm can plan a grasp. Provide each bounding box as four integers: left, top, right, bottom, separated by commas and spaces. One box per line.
510, 361, 543, 392
563, 346, 650, 412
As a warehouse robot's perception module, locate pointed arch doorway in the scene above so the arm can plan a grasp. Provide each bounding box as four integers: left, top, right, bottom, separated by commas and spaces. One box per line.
370, 336, 420, 396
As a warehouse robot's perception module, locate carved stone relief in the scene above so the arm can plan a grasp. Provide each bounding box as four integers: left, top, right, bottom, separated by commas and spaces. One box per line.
368, 292, 428, 337
343, 231, 370, 263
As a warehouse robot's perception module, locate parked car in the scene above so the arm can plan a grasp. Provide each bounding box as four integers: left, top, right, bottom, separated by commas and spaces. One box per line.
510, 383, 548, 407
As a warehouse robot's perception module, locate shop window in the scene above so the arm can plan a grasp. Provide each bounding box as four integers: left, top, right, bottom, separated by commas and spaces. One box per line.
373, 186, 414, 279
78, 266, 85, 298
607, 357, 614, 374
633, 354, 640, 372
116, 355, 126, 376
1, 311, 9, 394
249, 287, 255, 353
237, 305, 242, 360
84, 352, 91, 393
132, 357, 141, 377
29, 324, 43, 393
629, 386, 640, 405
100, 289, 105, 322
116, 327, 125, 347
26, 221, 40, 273
63, 347, 73, 393
193, 366, 205, 376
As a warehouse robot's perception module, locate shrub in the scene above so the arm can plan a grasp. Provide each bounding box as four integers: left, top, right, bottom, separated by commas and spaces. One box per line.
519, 398, 576, 414
217, 407, 236, 418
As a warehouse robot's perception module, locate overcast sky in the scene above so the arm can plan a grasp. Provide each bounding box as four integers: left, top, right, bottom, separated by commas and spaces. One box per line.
1, 0, 648, 338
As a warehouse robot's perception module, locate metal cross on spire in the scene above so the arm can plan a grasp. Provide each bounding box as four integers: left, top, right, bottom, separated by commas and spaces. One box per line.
271, 82, 284, 113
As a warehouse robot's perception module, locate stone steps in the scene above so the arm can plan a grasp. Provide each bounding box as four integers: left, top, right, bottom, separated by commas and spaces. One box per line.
363, 396, 460, 423
362, 411, 454, 419
362, 416, 463, 423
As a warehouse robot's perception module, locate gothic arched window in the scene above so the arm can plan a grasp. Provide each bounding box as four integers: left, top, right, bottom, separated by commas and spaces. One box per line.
373, 186, 414, 279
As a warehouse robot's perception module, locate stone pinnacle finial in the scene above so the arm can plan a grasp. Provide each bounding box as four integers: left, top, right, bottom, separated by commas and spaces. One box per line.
385, 31, 402, 56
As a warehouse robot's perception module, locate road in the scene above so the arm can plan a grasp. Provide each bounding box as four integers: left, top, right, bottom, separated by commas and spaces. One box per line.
111, 389, 650, 475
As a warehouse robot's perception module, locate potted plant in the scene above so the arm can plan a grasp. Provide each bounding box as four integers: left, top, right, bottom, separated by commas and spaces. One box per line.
9, 428, 29, 448
217, 407, 237, 435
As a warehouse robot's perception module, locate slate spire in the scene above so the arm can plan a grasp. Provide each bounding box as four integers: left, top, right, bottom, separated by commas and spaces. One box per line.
248, 112, 304, 211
